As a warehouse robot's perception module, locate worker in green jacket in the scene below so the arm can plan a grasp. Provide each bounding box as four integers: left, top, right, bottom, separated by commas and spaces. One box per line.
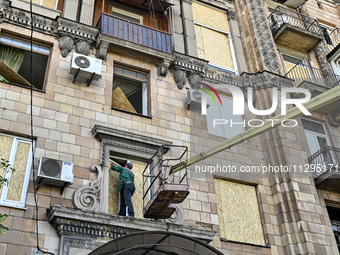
111, 162, 135, 217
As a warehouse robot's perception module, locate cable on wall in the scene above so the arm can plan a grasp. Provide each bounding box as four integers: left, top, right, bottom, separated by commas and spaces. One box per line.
29, 0, 55, 254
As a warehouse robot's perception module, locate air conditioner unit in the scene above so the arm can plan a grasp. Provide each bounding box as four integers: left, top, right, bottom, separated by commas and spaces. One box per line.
70, 52, 102, 81
187, 89, 210, 110
36, 157, 74, 193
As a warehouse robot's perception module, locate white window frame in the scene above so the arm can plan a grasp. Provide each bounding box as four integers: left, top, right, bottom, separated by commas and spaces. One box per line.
206, 95, 244, 138
0, 134, 33, 209
194, 21, 238, 74
302, 118, 330, 155
112, 7, 143, 24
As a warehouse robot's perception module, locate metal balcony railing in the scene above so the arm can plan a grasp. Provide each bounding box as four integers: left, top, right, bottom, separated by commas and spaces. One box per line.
308, 146, 340, 178
285, 63, 340, 88
325, 28, 340, 54
96, 13, 172, 54
268, 6, 323, 37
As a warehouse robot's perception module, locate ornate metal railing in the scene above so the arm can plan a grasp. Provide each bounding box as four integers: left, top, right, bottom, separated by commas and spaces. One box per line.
285, 63, 340, 88
268, 6, 323, 36
97, 13, 172, 54
308, 146, 340, 178
325, 28, 340, 54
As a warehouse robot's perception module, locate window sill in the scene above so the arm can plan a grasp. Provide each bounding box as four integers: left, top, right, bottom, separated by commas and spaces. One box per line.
0, 81, 45, 93
0, 202, 27, 210
112, 107, 152, 119
220, 238, 270, 248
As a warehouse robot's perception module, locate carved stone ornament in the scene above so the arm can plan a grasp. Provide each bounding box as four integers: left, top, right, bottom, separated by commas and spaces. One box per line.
73, 165, 102, 211
57, 16, 98, 43
164, 204, 184, 225
76, 40, 91, 55
173, 68, 187, 89
327, 108, 340, 127
0, 0, 56, 33
158, 59, 171, 77
244, 0, 282, 74
188, 73, 202, 89
96, 40, 110, 59
227, 9, 237, 21
59, 36, 74, 58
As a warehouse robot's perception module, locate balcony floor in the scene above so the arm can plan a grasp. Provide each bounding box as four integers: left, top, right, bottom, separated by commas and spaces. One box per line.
273, 24, 323, 52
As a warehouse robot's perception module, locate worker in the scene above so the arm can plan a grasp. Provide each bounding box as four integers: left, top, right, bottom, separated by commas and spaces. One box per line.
111, 162, 135, 217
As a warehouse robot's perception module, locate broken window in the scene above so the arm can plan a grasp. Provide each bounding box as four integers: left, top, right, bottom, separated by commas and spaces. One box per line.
0, 34, 51, 90
112, 65, 149, 116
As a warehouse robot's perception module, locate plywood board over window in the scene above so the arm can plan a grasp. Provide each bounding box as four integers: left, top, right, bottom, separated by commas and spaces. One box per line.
192, 1, 229, 32
214, 179, 265, 246
109, 159, 146, 219
195, 25, 234, 69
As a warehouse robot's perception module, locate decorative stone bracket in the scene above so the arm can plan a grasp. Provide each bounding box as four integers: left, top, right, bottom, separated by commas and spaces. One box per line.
327, 108, 340, 127
57, 17, 99, 57
172, 52, 208, 89
73, 165, 102, 211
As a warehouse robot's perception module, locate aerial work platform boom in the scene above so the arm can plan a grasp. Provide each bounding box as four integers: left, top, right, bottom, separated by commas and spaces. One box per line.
143, 85, 340, 219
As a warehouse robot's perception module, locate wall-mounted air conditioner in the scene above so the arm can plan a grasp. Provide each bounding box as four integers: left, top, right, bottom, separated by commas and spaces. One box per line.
70, 53, 102, 85
187, 89, 210, 110
36, 157, 74, 194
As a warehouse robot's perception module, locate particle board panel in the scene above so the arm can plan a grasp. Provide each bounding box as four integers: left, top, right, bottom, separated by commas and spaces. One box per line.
214, 179, 265, 246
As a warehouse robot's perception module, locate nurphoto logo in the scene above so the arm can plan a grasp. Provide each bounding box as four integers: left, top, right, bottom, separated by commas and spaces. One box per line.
196, 83, 312, 128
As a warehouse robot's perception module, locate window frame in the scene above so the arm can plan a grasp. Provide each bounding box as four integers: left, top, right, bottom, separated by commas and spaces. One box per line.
0, 133, 33, 209
193, 21, 238, 74
0, 33, 52, 91
206, 94, 245, 139
112, 7, 143, 24
112, 63, 150, 117
301, 118, 331, 156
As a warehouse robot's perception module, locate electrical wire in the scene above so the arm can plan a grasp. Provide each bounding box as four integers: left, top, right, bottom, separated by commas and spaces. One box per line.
29, 0, 54, 254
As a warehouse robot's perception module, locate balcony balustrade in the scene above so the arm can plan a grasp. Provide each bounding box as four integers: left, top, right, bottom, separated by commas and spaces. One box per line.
308, 146, 340, 192
285, 63, 340, 89
96, 13, 172, 54
268, 6, 323, 52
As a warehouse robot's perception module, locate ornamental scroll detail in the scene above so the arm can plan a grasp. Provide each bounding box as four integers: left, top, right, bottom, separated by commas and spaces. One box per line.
73, 165, 102, 211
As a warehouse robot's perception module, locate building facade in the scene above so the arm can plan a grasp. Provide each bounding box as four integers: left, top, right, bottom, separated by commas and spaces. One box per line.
0, 0, 339, 254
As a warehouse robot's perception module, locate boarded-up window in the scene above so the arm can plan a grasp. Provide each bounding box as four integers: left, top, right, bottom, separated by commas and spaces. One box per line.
0, 134, 32, 208
214, 179, 265, 246
30, 0, 58, 9
109, 158, 146, 219
192, 1, 234, 70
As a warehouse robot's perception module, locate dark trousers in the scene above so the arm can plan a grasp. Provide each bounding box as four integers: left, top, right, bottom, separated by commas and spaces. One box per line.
119, 182, 135, 217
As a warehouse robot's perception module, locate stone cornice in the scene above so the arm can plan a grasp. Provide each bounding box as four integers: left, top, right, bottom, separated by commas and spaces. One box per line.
56, 17, 99, 44
92, 125, 172, 150
47, 205, 216, 242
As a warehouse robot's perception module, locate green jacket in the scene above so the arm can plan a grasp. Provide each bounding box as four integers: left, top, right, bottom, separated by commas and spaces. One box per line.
111, 165, 135, 192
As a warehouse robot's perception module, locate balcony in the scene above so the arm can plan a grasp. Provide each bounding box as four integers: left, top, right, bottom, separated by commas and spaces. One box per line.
308, 146, 340, 192
326, 28, 340, 59
285, 63, 340, 90
96, 13, 172, 59
268, 6, 323, 52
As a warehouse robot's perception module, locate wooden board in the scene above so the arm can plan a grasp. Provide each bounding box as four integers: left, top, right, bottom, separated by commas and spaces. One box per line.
112, 87, 137, 113
0, 61, 32, 87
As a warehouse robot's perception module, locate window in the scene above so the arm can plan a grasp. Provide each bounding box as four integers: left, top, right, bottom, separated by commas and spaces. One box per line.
36, 0, 59, 9
192, 2, 237, 73
112, 7, 143, 24
214, 179, 265, 246
302, 119, 329, 156
0, 134, 33, 208
112, 65, 149, 116
326, 204, 340, 252
206, 96, 244, 138
109, 156, 146, 219
0, 34, 51, 90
